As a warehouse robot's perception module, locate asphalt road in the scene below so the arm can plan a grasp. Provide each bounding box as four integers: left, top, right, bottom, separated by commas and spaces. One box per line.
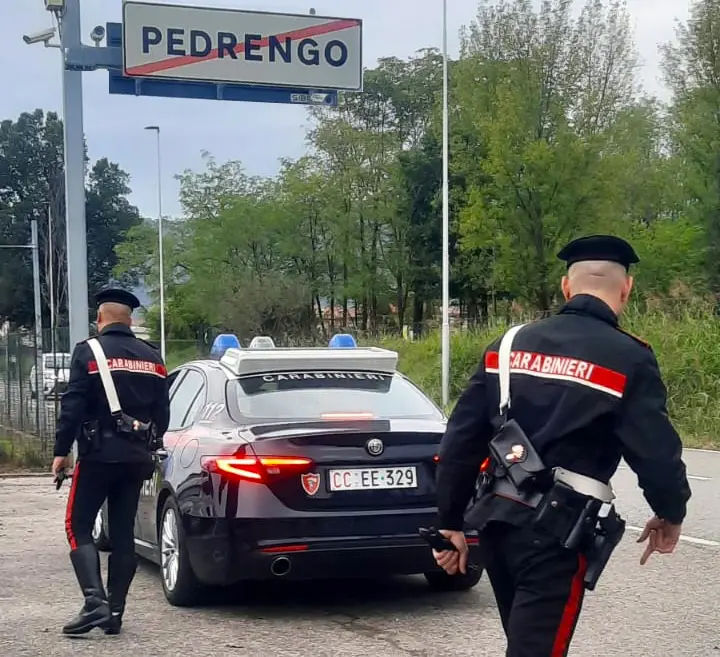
0, 450, 718, 657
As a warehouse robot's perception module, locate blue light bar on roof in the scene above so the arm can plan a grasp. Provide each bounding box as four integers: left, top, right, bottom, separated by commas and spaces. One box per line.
210, 333, 241, 358
329, 333, 357, 348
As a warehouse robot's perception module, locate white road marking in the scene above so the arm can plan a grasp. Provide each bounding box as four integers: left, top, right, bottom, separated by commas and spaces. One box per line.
616, 465, 711, 481
684, 447, 720, 454
627, 525, 720, 548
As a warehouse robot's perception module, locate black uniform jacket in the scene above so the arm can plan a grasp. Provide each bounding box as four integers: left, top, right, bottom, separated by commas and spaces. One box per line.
436, 294, 692, 530
53, 323, 171, 463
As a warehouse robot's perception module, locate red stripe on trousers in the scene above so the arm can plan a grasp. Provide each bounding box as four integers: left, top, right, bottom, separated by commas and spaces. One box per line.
64, 461, 81, 550
551, 553, 587, 657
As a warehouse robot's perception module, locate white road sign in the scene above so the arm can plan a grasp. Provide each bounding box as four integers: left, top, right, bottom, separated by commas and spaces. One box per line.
122, 1, 363, 91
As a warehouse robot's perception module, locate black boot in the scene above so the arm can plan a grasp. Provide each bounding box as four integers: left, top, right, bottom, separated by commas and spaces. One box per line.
103, 551, 138, 635
62, 544, 111, 635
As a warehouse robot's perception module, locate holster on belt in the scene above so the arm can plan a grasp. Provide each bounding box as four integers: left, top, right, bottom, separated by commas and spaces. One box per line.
113, 411, 155, 447
583, 505, 626, 591
79, 420, 100, 456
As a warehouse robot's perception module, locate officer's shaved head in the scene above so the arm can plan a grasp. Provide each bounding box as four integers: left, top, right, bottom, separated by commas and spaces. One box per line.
97, 302, 132, 331
561, 260, 634, 315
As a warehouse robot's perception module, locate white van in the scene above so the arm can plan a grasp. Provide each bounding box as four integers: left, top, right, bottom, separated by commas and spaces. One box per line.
29, 352, 72, 400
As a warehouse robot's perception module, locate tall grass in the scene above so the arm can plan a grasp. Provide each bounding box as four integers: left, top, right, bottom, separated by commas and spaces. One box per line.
164, 295, 720, 449
381, 296, 720, 449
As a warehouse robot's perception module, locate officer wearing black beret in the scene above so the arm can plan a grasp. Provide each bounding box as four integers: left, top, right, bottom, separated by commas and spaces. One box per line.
433, 235, 691, 656
52, 288, 170, 636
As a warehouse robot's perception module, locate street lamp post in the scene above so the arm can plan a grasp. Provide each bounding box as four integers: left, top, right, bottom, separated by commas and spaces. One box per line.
441, 0, 451, 409
144, 125, 166, 361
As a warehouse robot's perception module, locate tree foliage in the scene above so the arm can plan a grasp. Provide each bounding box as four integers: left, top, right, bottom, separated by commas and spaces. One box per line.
115, 0, 718, 341
0, 109, 141, 328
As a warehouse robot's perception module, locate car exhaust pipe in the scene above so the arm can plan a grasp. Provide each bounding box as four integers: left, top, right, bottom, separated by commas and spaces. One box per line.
270, 556, 292, 577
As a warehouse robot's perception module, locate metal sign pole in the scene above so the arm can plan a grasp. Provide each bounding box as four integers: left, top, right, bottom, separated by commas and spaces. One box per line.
60, 0, 89, 352
56, 0, 89, 467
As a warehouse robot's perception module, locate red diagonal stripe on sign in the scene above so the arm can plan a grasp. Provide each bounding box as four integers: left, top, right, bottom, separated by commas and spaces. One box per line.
125, 19, 360, 77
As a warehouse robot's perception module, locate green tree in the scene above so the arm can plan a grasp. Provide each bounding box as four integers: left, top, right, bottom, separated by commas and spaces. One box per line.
454, 0, 643, 312
661, 0, 720, 293
0, 109, 141, 328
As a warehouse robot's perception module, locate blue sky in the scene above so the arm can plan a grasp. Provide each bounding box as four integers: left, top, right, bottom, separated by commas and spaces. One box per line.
3, 0, 689, 220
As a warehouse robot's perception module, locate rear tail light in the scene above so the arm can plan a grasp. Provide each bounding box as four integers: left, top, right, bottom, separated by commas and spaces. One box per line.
201, 448, 314, 483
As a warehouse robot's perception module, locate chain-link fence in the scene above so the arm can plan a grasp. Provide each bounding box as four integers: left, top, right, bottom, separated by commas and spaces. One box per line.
0, 327, 71, 467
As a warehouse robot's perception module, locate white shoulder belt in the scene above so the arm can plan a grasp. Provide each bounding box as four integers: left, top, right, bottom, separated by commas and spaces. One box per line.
86, 337, 122, 415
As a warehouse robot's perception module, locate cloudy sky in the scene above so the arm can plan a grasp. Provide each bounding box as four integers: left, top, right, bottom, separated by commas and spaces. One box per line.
3, 0, 690, 220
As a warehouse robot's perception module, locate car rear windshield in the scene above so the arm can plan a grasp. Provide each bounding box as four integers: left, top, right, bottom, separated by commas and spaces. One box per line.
231, 371, 442, 420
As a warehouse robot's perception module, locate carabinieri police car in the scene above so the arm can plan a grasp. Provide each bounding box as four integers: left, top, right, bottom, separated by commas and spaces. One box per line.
92, 334, 482, 606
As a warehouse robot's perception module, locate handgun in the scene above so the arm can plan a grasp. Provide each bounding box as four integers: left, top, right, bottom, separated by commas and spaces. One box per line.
418, 526, 458, 552
419, 526, 481, 573
54, 468, 69, 490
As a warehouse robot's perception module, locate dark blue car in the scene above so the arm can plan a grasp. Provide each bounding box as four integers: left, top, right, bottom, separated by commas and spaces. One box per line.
93, 340, 482, 606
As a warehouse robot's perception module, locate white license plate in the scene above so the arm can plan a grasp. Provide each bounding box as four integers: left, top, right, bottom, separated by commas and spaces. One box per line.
328, 466, 418, 491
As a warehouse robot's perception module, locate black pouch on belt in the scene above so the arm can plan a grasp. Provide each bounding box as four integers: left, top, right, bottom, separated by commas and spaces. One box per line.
532, 481, 603, 550
488, 419, 548, 492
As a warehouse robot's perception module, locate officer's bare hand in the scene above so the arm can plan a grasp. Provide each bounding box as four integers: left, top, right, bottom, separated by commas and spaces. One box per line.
432, 530, 468, 575
51, 456, 69, 477
637, 515, 682, 565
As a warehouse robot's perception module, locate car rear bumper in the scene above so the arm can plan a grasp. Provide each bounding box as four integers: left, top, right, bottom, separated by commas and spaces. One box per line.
184, 526, 481, 585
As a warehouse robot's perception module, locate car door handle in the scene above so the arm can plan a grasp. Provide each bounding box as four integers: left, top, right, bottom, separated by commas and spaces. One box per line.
153, 449, 169, 461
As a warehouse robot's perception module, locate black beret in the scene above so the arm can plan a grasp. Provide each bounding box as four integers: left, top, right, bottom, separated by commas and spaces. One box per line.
557, 235, 639, 271
95, 288, 140, 311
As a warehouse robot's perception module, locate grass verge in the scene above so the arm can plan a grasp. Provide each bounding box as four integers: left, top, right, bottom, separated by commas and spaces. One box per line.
380, 300, 720, 450
164, 297, 720, 450
0, 430, 49, 472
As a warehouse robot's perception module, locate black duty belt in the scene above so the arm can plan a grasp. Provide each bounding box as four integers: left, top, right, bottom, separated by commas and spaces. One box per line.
491, 466, 616, 509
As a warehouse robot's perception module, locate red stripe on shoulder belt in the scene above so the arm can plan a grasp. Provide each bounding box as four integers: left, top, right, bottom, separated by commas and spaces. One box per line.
88, 358, 167, 377
484, 350, 626, 398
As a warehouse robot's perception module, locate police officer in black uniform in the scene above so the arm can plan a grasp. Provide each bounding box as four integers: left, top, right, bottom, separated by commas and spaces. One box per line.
432, 236, 692, 657
51, 288, 170, 636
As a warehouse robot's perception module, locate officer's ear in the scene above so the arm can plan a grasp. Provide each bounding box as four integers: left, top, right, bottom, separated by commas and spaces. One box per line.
561, 275, 571, 301
621, 275, 634, 304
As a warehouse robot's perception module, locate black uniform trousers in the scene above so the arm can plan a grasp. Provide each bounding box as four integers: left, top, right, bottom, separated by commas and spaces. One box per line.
65, 460, 147, 555
478, 521, 587, 657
